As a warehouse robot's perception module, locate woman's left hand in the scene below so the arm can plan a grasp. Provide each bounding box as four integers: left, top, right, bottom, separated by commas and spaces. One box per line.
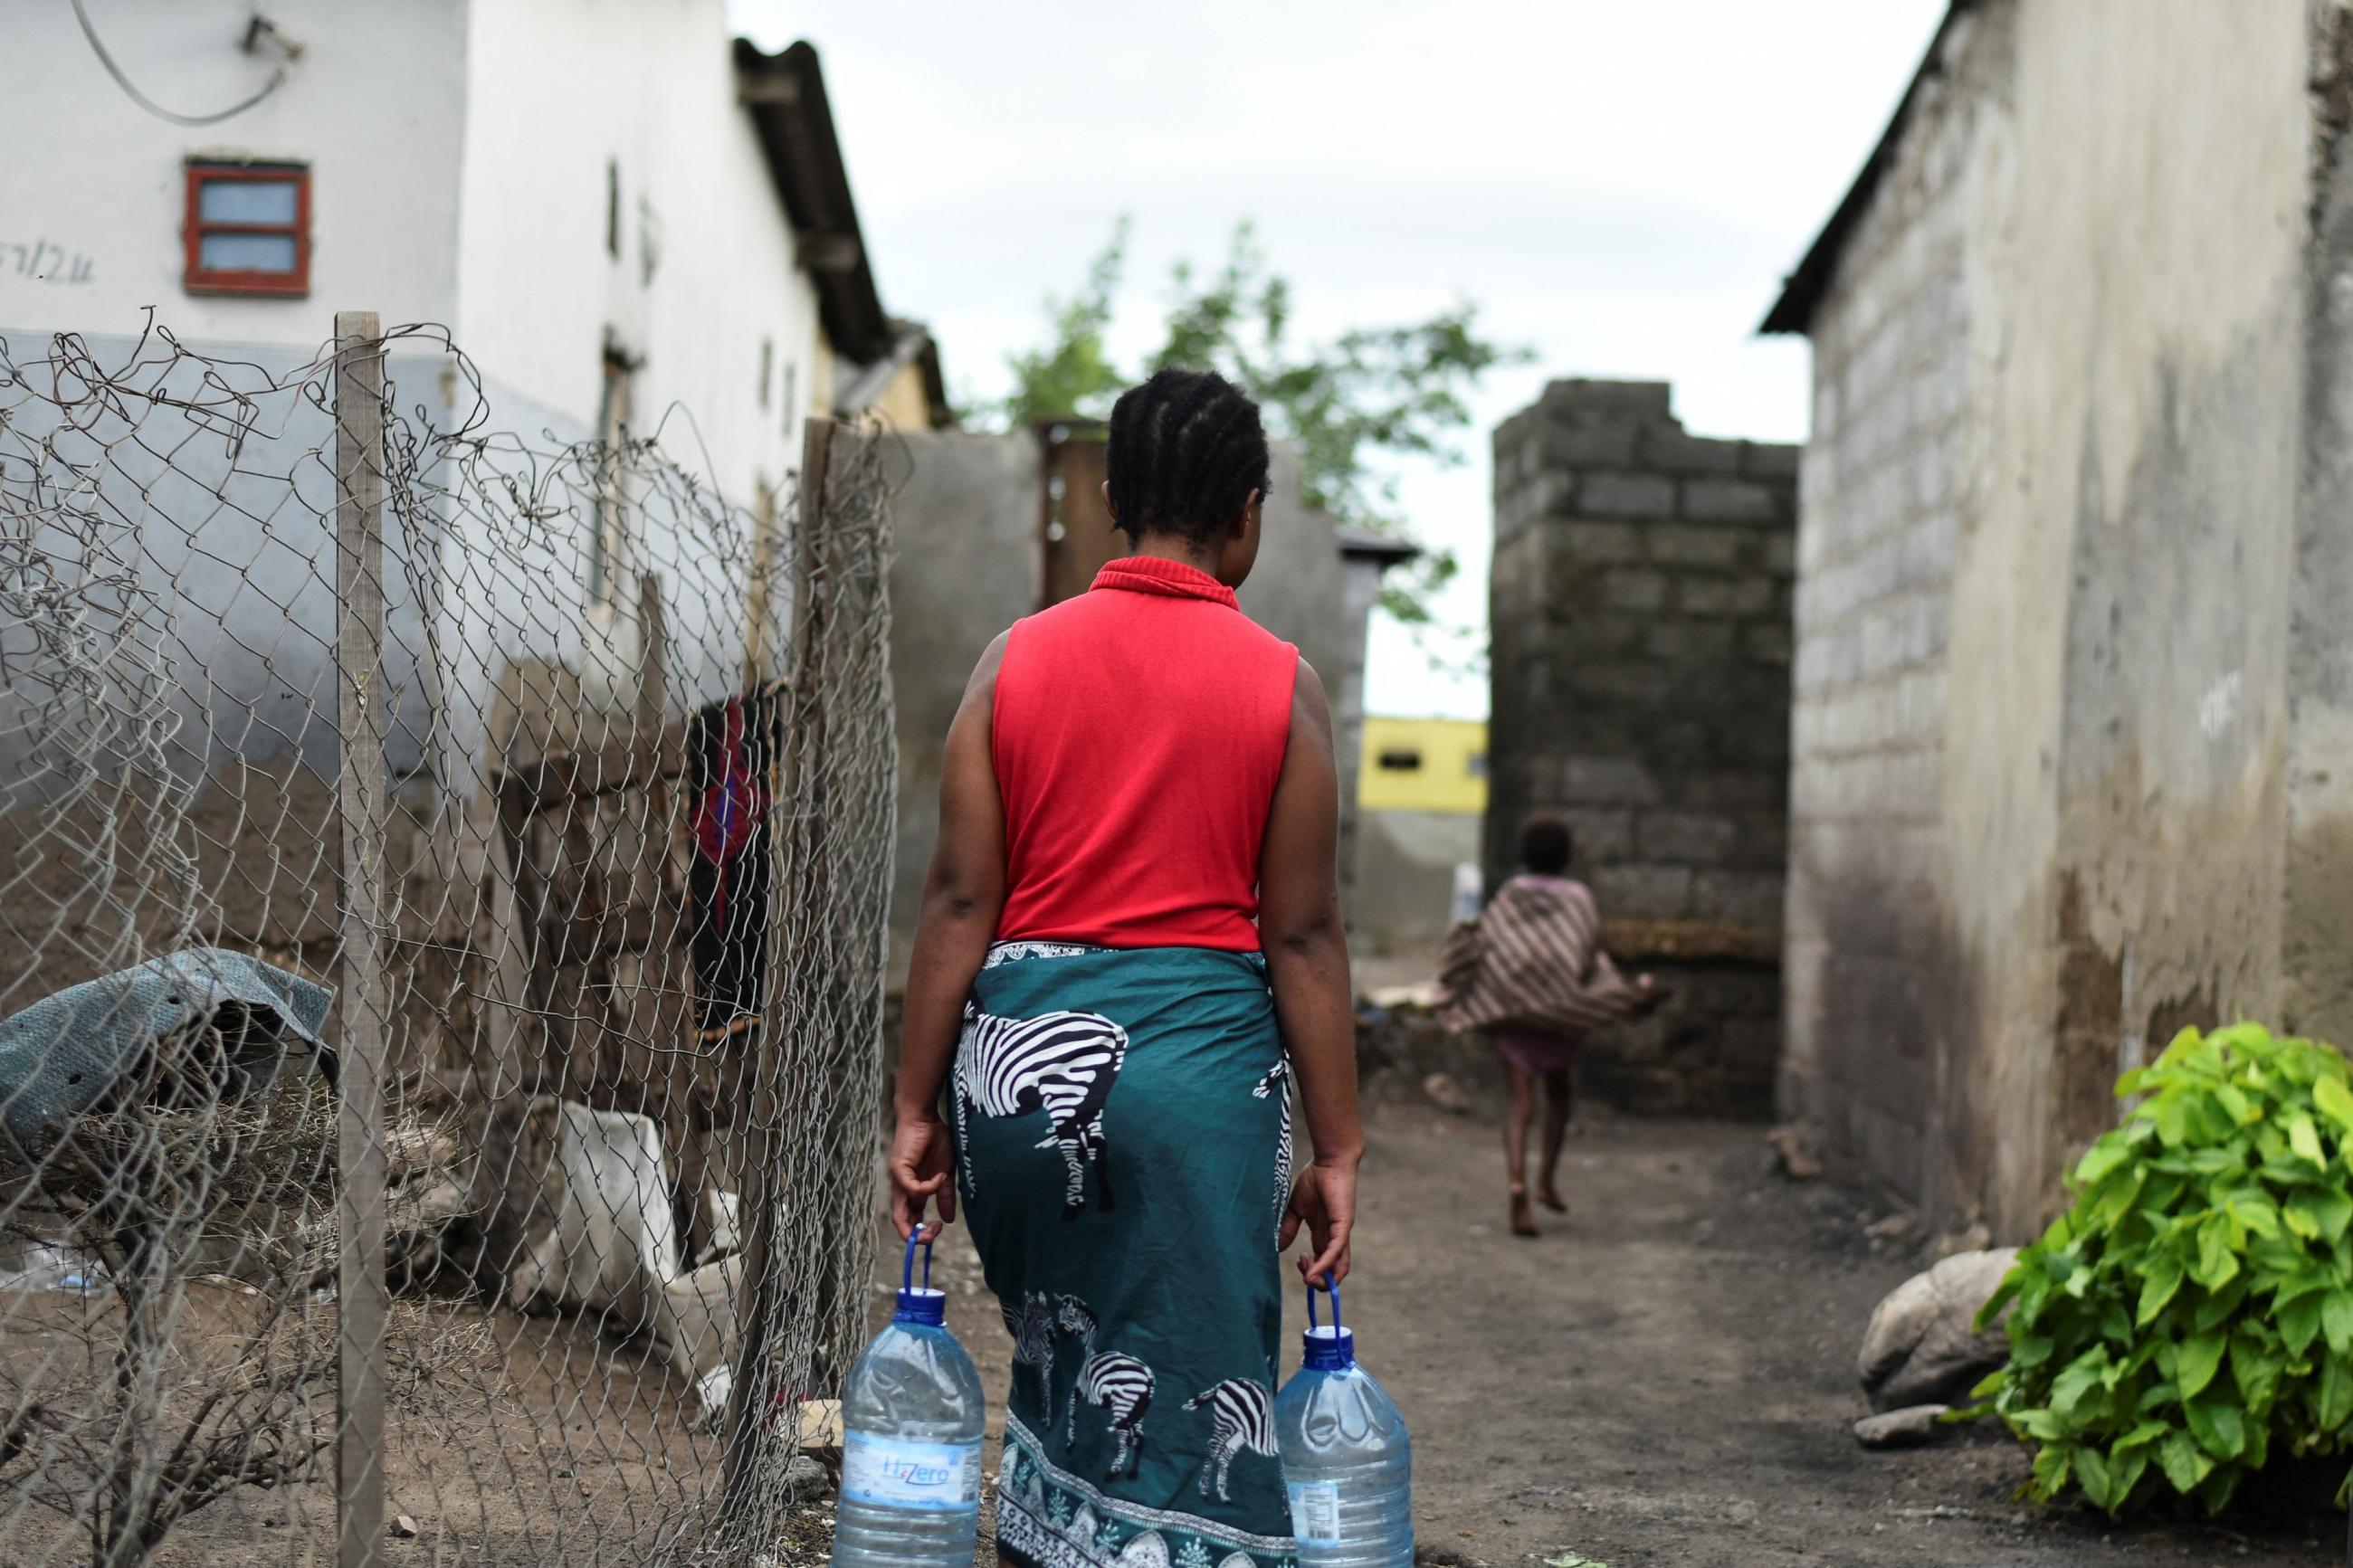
1281, 1158, 1358, 1287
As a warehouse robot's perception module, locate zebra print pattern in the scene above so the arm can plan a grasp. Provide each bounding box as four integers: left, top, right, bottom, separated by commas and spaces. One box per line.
1183, 1378, 1277, 1502
1254, 1056, 1293, 1248
1003, 1292, 1054, 1394
1054, 1296, 1100, 1443
1072, 1352, 1155, 1479
954, 1004, 1129, 1216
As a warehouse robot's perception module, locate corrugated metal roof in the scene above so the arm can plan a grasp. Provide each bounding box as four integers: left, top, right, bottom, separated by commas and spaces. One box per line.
733, 38, 898, 365
1334, 525, 1421, 565
1759, 2, 1976, 337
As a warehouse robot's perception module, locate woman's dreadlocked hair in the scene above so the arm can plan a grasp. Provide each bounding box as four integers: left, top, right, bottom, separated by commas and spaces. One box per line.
1105, 368, 1271, 545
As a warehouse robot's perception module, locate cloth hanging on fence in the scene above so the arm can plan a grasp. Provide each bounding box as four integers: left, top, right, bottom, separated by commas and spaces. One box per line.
687, 684, 781, 1043
0, 947, 334, 1147
957, 941, 1295, 1568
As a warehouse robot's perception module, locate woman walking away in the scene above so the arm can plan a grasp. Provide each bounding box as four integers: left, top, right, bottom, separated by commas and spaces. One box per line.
1438, 814, 1660, 1239
888, 368, 1364, 1568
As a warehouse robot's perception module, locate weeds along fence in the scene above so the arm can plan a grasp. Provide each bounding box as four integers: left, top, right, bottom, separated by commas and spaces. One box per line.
0, 311, 901, 1567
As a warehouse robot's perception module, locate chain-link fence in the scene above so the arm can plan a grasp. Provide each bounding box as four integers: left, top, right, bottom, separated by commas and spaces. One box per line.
0, 311, 900, 1566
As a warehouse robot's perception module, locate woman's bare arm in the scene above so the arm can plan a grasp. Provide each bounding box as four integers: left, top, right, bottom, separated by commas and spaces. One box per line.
888, 633, 1009, 1239
1261, 658, 1363, 1285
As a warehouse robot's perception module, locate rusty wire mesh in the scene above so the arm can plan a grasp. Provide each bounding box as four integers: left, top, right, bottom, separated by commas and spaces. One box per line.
0, 316, 900, 1566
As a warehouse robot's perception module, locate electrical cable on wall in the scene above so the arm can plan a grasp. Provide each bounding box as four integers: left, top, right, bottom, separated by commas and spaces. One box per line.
71, 0, 297, 127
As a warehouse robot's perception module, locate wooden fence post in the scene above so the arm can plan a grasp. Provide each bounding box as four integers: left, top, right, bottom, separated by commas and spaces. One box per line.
720, 416, 836, 1508
333, 309, 391, 1568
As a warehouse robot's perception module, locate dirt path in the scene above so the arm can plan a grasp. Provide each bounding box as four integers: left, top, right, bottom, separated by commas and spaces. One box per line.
934, 1099, 2338, 1567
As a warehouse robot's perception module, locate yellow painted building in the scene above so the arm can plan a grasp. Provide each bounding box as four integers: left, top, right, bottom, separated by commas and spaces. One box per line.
1358, 717, 1488, 815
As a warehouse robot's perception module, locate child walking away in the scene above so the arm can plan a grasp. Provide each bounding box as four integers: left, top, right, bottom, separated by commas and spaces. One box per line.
1436, 814, 1662, 1238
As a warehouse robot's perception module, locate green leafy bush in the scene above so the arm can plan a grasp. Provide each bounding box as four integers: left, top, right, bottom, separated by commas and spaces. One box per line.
1969, 1023, 2353, 1516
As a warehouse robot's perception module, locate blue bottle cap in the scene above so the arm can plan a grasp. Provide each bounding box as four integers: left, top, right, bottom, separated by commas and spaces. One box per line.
896, 1286, 948, 1326
896, 1233, 947, 1326
1302, 1279, 1356, 1369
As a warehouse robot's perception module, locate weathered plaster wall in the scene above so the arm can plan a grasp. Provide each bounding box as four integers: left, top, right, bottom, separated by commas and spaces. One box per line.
2289, 20, 2353, 1052
454, 0, 826, 506
1490, 379, 1796, 1117
0, 0, 468, 344
1788, 0, 2313, 1234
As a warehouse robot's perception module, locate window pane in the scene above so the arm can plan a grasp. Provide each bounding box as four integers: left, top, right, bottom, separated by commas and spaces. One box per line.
198, 232, 298, 274
198, 176, 298, 225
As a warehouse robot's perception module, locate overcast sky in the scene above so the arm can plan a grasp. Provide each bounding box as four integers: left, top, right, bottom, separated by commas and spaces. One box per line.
733, 2, 1948, 719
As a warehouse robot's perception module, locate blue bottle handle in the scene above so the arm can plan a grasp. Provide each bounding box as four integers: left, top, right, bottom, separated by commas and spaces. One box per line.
1305, 1276, 1342, 1338
902, 1231, 934, 1294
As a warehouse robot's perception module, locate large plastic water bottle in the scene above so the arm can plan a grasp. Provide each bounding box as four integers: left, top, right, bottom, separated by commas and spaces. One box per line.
829, 1236, 986, 1567
1275, 1281, 1413, 1566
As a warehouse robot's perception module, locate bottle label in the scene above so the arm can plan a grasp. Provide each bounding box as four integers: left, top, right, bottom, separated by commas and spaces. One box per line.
841, 1432, 983, 1511
1287, 1479, 1342, 1545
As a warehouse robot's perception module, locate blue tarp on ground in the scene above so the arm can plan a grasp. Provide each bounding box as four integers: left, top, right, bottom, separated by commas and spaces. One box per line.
0, 947, 335, 1145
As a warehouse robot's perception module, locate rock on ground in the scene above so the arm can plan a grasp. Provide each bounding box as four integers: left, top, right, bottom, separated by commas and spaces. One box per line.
1854, 1403, 1951, 1449
1858, 1247, 2019, 1412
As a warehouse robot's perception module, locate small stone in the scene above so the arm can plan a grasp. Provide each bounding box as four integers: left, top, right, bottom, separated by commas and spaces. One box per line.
784, 1455, 832, 1500
1765, 1126, 1820, 1180
389, 1514, 420, 1539
1853, 1403, 1950, 1449
1422, 1072, 1471, 1116
1865, 1212, 1920, 1244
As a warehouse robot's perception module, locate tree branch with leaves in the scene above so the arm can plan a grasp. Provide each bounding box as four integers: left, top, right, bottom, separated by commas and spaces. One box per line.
996, 218, 1528, 628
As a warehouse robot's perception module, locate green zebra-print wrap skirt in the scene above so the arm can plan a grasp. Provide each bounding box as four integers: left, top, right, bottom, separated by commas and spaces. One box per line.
955, 941, 1296, 1568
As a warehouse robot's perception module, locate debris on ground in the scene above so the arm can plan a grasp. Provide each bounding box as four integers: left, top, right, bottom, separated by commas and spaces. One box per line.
1927, 1221, 1994, 1260
1765, 1124, 1820, 1180
695, 1188, 743, 1266
789, 1397, 843, 1457
1863, 1210, 1920, 1246
649, 1255, 741, 1426
1853, 1403, 1951, 1449
507, 1101, 681, 1326
0, 1240, 108, 1295
1858, 1247, 2019, 1411
1422, 1071, 1472, 1115
389, 1514, 420, 1539
782, 1455, 831, 1500
1370, 981, 1445, 1012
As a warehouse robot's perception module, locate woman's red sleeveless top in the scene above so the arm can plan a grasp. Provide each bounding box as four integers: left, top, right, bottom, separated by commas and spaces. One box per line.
991, 555, 1299, 951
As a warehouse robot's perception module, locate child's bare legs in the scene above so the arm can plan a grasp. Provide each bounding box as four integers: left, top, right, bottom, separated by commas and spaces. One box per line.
1538, 1068, 1573, 1212
1501, 1060, 1539, 1236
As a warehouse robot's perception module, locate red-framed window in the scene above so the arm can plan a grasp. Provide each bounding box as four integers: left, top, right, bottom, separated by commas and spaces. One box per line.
183, 162, 310, 297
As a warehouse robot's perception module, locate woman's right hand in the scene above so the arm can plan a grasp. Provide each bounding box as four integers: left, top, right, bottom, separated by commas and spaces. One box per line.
1281, 1157, 1358, 1288
888, 1107, 957, 1241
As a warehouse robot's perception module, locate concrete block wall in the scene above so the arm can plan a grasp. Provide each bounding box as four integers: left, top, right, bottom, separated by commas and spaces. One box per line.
1778, 48, 1976, 1209
1489, 380, 1796, 1117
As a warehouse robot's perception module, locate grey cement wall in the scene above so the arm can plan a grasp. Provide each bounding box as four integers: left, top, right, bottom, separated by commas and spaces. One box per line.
1351, 807, 1479, 957
1785, 0, 2318, 1236
1489, 379, 1796, 1117
884, 432, 1043, 973
884, 433, 1368, 972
